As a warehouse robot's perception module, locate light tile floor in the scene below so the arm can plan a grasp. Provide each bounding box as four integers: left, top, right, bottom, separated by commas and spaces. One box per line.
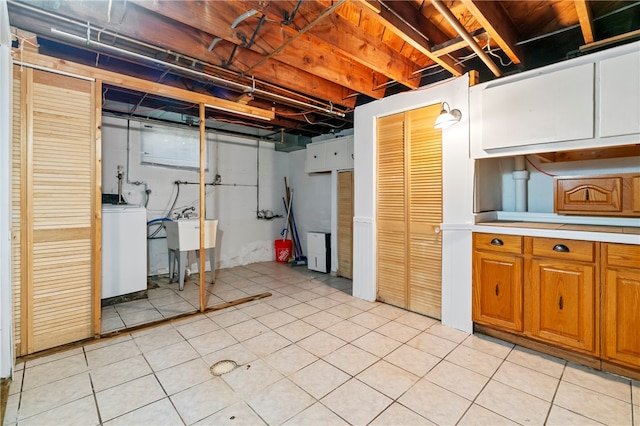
101, 267, 278, 333
4, 261, 639, 425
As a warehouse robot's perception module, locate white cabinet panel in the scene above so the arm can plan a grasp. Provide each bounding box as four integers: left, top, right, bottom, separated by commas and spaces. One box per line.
599, 51, 640, 138
306, 142, 326, 172
305, 136, 354, 173
481, 63, 595, 150
325, 137, 354, 170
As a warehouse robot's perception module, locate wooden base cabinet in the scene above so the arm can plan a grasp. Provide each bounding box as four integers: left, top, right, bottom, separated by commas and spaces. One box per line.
472, 234, 523, 332
528, 259, 597, 354
473, 233, 640, 377
527, 237, 598, 354
602, 243, 640, 369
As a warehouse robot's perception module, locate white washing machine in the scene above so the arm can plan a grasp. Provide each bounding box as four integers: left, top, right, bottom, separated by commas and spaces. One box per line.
101, 204, 147, 299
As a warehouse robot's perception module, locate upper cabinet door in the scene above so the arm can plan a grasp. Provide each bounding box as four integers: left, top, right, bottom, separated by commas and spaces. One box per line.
481, 63, 595, 150
305, 142, 326, 173
599, 51, 640, 138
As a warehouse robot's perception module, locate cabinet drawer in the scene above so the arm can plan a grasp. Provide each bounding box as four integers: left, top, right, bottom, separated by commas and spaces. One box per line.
474, 233, 523, 254
555, 177, 622, 213
604, 243, 640, 269
532, 237, 595, 263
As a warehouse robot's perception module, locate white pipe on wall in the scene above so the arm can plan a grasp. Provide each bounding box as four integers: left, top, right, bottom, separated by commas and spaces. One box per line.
512, 155, 529, 212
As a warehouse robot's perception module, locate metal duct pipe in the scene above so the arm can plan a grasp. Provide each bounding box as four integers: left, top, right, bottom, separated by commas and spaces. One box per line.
430, 0, 502, 77
50, 28, 346, 118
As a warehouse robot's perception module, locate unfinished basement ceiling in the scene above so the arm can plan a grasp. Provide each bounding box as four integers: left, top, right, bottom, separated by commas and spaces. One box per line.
7, 0, 640, 144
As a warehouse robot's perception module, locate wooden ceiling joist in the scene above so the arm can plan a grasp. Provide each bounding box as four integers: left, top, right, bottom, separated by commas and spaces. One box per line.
13, 49, 276, 120
430, 0, 502, 77
459, 0, 522, 65
432, 30, 490, 58
355, 0, 464, 77
132, 0, 387, 99
575, 0, 595, 44
249, 0, 422, 90
7, 0, 358, 111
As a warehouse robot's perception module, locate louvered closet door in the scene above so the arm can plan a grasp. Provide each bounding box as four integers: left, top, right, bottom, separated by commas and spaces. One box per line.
407, 106, 442, 318
376, 113, 407, 307
11, 66, 24, 355
338, 170, 354, 279
24, 69, 96, 353
376, 105, 442, 319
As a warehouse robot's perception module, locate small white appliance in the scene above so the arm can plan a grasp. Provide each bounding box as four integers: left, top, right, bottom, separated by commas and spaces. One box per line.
307, 231, 331, 273
101, 204, 147, 299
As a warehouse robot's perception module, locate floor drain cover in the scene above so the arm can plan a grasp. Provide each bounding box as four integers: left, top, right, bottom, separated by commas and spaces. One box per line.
210, 360, 238, 376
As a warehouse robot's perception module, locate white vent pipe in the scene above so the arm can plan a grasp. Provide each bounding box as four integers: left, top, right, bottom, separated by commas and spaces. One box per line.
512, 155, 529, 212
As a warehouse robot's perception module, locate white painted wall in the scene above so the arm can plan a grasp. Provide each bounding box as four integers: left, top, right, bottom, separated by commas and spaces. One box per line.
353, 75, 474, 333
1, 0, 14, 379
101, 116, 289, 273
287, 149, 332, 268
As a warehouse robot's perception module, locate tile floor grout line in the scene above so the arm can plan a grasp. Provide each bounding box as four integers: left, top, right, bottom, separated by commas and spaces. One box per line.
452, 339, 515, 425
84, 346, 104, 426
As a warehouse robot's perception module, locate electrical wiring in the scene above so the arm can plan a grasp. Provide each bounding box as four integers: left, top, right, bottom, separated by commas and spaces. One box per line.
302, 114, 348, 129
486, 39, 513, 67
525, 156, 557, 177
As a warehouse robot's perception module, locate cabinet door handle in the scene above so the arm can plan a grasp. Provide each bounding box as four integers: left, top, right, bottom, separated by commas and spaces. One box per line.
558, 296, 563, 310
490, 238, 504, 246
334, 152, 338, 156
495, 284, 499, 296
313, 155, 317, 159
553, 244, 570, 252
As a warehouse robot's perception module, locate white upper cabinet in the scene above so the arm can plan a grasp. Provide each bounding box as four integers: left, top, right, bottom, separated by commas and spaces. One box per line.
306, 141, 326, 172
599, 50, 640, 138
470, 41, 640, 159
305, 136, 354, 173
481, 63, 595, 150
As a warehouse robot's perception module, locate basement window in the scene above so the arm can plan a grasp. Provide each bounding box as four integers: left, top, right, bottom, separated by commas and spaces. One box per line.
140, 123, 208, 170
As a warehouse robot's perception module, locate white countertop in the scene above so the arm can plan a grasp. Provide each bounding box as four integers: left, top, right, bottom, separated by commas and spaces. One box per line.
473, 211, 640, 245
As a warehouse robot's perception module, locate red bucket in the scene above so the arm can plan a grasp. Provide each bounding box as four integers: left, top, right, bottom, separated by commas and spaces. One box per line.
274, 239, 292, 263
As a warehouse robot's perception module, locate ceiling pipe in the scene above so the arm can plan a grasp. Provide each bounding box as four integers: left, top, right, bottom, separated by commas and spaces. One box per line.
50, 28, 345, 118
430, 0, 502, 77
8, 0, 346, 118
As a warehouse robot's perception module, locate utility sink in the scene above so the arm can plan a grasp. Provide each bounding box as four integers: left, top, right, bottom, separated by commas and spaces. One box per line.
165, 219, 218, 251
165, 219, 218, 290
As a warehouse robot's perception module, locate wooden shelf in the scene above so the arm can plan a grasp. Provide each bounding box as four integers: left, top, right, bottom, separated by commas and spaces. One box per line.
534, 144, 640, 163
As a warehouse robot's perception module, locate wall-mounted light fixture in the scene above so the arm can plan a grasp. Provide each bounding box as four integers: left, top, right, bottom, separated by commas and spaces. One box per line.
434, 102, 462, 129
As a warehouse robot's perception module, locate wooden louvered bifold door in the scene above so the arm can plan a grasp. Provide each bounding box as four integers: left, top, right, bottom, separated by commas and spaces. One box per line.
377, 113, 407, 308
11, 66, 24, 355
407, 107, 442, 318
22, 69, 96, 354
338, 170, 354, 279
376, 104, 442, 319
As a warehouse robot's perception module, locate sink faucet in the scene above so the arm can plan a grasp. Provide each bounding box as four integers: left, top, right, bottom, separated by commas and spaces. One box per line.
179, 206, 195, 219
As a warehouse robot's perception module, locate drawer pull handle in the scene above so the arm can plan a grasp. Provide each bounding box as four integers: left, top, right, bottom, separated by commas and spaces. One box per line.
490, 238, 504, 246
495, 284, 499, 296
553, 244, 570, 253
559, 296, 563, 310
